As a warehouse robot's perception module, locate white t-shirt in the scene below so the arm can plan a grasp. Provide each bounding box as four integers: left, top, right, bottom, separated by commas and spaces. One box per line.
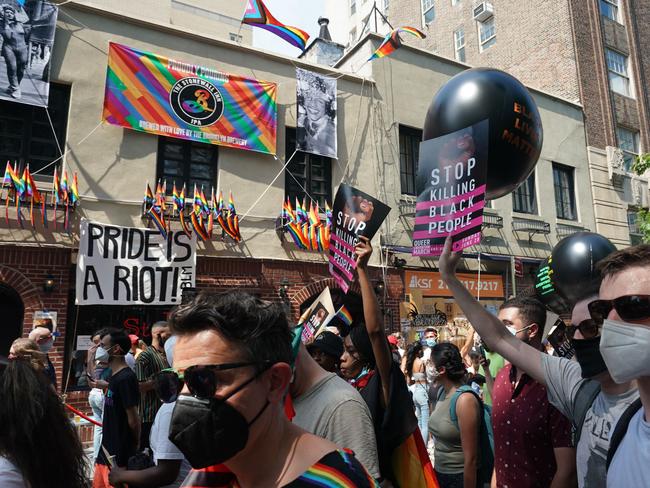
0, 455, 27, 488
150, 402, 191, 488
607, 408, 650, 488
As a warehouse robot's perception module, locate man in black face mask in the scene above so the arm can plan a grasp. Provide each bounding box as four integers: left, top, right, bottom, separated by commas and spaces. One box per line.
438, 237, 639, 488
166, 291, 379, 487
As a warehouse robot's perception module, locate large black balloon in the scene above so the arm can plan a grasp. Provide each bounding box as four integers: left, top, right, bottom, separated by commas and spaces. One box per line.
551, 232, 617, 306
423, 68, 543, 200
535, 256, 570, 315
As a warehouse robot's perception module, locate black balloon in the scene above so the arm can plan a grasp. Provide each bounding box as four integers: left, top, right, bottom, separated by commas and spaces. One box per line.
550, 232, 617, 306
535, 256, 570, 315
423, 68, 543, 200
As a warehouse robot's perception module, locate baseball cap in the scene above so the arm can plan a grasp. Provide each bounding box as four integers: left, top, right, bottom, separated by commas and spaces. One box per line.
307, 331, 344, 359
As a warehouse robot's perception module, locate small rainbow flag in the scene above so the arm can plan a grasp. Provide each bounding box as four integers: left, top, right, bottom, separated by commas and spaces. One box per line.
172, 183, 181, 214
143, 183, 154, 215
243, 0, 310, 51
368, 26, 426, 61
60, 170, 69, 203
148, 206, 168, 240
336, 305, 353, 327
70, 172, 79, 205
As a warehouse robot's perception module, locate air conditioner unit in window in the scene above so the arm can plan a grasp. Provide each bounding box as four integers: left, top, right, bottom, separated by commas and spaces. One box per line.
473, 2, 494, 21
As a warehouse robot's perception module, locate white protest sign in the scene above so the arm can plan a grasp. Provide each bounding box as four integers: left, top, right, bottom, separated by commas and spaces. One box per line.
76, 219, 196, 305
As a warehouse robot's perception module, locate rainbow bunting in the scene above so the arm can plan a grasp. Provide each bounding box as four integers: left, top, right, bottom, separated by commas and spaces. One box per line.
243, 0, 310, 51
368, 26, 426, 61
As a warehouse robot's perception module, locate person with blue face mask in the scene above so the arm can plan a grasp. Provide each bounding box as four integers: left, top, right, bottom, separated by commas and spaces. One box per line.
28, 326, 57, 388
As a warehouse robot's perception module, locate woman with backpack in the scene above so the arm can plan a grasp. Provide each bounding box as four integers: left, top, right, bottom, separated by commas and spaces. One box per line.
428, 342, 482, 488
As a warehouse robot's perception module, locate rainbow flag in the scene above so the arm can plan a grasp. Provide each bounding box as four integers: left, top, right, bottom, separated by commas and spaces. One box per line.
200, 187, 210, 216
286, 221, 308, 249
103, 43, 277, 155
60, 170, 69, 203
172, 183, 180, 213
9, 164, 24, 196
70, 172, 79, 205
243, 0, 310, 51
308, 201, 320, 226
2, 162, 12, 187
325, 201, 332, 228
335, 306, 353, 327
148, 206, 168, 240
190, 211, 210, 241
391, 430, 439, 488
368, 26, 426, 61
143, 183, 154, 215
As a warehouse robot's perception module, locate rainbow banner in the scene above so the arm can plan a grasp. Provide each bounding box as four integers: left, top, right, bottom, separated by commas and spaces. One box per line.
102, 43, 277, 155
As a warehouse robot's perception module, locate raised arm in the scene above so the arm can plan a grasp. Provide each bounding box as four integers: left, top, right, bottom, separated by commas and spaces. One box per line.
355, 236, 392, 406
438, 236, 546, 385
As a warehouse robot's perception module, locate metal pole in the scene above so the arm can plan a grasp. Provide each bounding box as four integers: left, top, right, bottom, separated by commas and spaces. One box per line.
510, 256, 517, 297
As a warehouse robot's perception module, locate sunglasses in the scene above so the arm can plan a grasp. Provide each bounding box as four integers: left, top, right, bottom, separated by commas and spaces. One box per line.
566, 319, 600, 340
154, 361, 272, 403
588, 295, 650, 325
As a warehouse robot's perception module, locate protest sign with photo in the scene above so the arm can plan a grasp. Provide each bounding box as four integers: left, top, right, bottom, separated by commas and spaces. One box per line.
328, 184, 391, 293
299, 287, 335, 343
0, 0, 58, 107
412, 119, 489, 256
296, 68, 337, 159
546, 318, 575, 359
76, 219, 196, 305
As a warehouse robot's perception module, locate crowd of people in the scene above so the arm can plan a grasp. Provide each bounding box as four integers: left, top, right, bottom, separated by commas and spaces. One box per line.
1, 236, 649, 487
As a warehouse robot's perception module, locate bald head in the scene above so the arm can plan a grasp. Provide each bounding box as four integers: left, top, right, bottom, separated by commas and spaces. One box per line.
28, 326, 52, 344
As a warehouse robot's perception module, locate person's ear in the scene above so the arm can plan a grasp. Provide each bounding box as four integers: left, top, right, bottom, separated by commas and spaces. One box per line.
266, 363, 292, 403
529, 323, 540, 339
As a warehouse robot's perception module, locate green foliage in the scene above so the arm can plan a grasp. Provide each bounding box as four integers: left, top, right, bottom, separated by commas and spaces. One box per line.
633, 154, 650, 244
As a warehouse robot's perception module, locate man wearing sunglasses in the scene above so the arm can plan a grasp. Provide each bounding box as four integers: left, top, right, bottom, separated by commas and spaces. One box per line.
593, 244, 650, 487
165, 291, 379, 487
438, 236, 637, 488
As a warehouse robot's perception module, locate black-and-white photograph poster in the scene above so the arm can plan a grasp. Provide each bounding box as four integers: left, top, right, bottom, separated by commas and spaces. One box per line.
0, 0, 58, 107
296, 67, 337, 159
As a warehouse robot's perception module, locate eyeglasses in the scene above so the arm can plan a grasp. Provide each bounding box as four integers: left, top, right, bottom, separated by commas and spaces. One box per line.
154, 361, 272, 403
566, 319, 600, 340
588, 295, 650, 325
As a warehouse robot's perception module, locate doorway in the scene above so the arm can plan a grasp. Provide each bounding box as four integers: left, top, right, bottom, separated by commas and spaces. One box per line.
0, 284, 24, 356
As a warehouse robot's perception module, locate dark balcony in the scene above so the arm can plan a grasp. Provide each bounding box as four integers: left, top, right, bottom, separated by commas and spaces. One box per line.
512, 217, 550, 240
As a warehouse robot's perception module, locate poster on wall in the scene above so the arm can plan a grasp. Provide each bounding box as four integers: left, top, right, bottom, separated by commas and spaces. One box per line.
412, 120, 489, 256
328, 184, 391, 293
0, 0, 58, 106
296, 68, 337, 158
102, 43, 278, 155
76, 219, 196, 305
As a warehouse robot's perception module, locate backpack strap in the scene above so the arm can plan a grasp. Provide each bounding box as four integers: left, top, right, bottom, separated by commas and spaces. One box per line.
449, 385, 477, 428
572, 379, 601, 445
606, 398, 642, 471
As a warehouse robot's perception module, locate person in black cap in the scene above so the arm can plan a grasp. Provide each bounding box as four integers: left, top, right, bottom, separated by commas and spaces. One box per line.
307, 331, 343, 373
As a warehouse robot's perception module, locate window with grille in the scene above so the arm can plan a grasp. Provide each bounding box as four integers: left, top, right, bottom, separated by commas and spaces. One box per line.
399, 125, 422, 196
553, 163, 577, 221
512, 172, 537, 214
606, 49, 633, 97
0, 83, 70, 178
454, 28, 466, 62
285, 128, 332, 208
156, 137, 218, 195
617, 126, 640, 172
422, 0, 435, 24
628, 209, 643, 245
479, 17, 496, 50
599, 0, 619, 22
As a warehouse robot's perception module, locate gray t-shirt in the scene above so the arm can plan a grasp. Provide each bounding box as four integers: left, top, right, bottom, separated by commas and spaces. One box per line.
292, 373, 381, 479
0, 455, 27, 488
607, 408, 650, 488
541, 354, 639, 488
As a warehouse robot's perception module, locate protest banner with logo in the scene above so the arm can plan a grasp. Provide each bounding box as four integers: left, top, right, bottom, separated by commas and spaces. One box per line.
296, 68, 337, 159
102, 43, 277, 155
76, 219, 196, 305
412, 119, 489, 256
299, 287, 335, 343
328, 184, 391, 293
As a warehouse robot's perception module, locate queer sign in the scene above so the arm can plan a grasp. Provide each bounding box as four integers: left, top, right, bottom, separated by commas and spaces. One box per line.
328, 185, 391, 293
412, 120, 489, 256
76, 220, 196, 305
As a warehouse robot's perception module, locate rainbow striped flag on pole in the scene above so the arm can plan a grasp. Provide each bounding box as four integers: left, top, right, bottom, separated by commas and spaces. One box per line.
368, 26, 425, 61
243, 0, 310, 51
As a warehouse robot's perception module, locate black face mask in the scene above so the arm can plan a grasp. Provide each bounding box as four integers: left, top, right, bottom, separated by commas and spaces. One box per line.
571, 336, 608, 379
168, 372, 270, 468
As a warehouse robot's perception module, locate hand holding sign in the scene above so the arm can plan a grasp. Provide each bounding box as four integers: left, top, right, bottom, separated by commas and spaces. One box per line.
354, 236, 372, 268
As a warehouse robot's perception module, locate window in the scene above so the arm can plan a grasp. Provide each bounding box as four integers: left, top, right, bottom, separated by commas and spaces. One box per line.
156, 137, 218, 195
229, 33, 242, 43
0, 83, 70, 177
512, 173, 537, 214
422, 0, 435, 25
454, 28, 466, 62
600, 0, 619, 22
479, 17, 496, 50
606, 49, 633, 97
349, 27, 357, 44
350, 0, 356, 15
399, 125, 422, 195
553, 163, 577, 220
617, 126, 640, 172
285, 128, 332, 207
628, 210, 643, 245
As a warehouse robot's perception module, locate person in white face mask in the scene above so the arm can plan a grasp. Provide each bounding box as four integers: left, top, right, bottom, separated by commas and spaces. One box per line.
589, 244, 650, 487
27, 326, 57, 388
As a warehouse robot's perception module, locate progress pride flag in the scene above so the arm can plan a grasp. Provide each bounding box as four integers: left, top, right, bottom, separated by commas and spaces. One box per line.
328, 184, 391, 293
412, 120, 489, 256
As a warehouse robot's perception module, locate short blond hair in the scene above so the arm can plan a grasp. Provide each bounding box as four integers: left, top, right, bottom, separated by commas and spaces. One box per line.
10, 338, 46, 372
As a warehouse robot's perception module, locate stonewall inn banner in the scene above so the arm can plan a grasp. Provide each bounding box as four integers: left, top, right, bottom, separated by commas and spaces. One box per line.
102, 43, 277, 155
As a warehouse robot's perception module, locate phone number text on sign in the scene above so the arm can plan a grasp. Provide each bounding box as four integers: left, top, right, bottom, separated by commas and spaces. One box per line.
437, 279, 500, 292
405, 270, 504, 298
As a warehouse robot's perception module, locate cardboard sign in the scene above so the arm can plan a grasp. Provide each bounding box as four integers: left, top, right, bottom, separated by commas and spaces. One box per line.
299, 287, 335, 343
76, 219, 196, 305
412, 120, 489, 256
328, 184, 391, 293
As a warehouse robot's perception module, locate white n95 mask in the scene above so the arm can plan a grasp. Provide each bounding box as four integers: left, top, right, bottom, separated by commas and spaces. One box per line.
599, 319, 650, 383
